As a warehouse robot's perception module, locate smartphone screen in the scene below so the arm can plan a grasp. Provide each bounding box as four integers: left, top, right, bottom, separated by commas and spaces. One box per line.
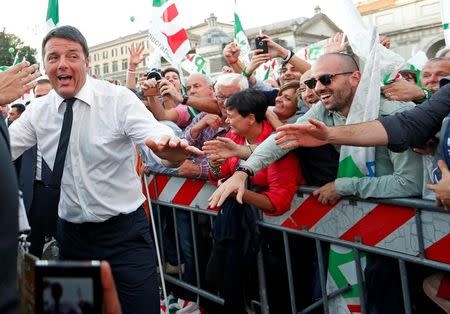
35, 260, 102, 314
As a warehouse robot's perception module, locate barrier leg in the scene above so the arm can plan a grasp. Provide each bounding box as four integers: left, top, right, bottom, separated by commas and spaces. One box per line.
353, 248, 367, 314
316, 239, 330, 314
172, 207, 183, 280
143, 174, 169, 308
398, 259, 412, 314
283, 231, 297, 314
190, 211, 201, 303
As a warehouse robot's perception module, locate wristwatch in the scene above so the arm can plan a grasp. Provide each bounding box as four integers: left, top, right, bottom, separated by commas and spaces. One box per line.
235, 165, 254, 177
181, 94, 189, 105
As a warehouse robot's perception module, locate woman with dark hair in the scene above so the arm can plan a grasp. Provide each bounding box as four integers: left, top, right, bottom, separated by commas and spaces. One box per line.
208, 88, 303, 215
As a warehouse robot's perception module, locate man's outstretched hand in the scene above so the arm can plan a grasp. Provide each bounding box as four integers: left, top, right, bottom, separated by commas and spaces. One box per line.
145, 135, 203, 165
0, 61, 40, 105
275, 119, 329, 149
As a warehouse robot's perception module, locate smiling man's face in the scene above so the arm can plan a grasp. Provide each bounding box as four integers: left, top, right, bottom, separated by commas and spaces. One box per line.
43, 38, 89, 99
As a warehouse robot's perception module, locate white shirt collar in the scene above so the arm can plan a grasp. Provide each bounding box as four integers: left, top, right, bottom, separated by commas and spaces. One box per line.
54, 75, 93, 110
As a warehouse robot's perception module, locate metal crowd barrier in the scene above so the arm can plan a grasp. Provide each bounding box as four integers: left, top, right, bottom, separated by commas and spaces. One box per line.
145, 173, 450, 314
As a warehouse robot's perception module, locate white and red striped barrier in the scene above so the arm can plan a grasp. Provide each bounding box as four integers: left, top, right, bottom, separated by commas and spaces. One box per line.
145, 174, 450, 264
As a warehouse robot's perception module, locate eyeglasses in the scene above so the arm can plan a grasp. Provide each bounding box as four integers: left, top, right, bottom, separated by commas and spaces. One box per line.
303, 72, 354, 89
215, 93, 230, 102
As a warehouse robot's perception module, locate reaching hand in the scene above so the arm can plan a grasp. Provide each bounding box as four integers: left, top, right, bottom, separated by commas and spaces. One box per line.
223, 42, 241, 64
275, 119, 329, 149
324, 32, 349, 54
159, 78, 182, 102
208, 171, 248, 207
203, 137, 244, 161
312, 182, 341, 205
379, 35, 391, 49
128, 42, 144, 70
247, 51, 271, 75
145, 135, 203, 164
382, 79, 425, 102
201, 114, 222, 129
427, 160, 450, 210
0, 61, 40, 105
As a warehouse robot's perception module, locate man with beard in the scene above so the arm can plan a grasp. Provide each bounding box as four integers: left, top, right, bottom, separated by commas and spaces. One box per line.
209, 52, 423, 314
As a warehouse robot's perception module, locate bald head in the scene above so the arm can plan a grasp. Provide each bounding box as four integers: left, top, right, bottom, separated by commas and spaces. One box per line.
316, 53, 359, 73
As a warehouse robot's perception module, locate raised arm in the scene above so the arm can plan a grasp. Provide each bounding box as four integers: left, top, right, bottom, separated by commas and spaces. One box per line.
126, 42, 144, 90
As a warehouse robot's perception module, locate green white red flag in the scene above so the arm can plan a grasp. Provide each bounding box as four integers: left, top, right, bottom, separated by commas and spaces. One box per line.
181, 53, 209, 75
255, 58, 279, 82
46, 0, 59, 30
149, 0, 191, 65
297, 39, 327, 63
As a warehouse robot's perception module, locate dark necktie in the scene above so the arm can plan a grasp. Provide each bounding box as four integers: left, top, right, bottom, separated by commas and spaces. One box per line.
50, 98, 76, 187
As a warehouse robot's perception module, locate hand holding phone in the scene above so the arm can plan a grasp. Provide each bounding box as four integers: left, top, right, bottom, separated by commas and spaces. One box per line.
255, 37, 268, 54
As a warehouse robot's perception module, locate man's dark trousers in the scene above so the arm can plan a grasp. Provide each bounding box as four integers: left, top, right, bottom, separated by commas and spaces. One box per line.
57, 206, 159, 314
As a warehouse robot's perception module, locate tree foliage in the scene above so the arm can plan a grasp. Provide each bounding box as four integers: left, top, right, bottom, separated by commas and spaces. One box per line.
0, 28, 37, 66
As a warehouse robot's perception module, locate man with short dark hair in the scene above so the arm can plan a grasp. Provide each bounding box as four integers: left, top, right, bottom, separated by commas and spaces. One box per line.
9, 25, 197, 314
9, 103, 25, 122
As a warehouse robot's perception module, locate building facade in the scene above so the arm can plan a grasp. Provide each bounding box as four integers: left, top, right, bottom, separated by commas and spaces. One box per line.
88, 1, 446, 85
356, 0, 446, 58
88, 9, 339, 84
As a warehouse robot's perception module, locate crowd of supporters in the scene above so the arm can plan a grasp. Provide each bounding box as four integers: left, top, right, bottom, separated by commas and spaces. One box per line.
2, 23, 450, 313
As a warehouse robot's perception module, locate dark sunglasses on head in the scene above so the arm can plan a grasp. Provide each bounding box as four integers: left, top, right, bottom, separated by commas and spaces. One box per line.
303, 71, 354, 89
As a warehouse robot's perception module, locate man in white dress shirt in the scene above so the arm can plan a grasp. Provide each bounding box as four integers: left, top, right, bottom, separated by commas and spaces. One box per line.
9, 25, 197, 314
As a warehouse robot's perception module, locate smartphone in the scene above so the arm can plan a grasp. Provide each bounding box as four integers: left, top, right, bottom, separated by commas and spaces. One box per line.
255, 37, 268, 54
35, 260, 103, 314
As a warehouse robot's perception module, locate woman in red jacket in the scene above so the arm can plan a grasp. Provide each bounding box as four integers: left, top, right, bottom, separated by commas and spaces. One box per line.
208, 88, 303, 216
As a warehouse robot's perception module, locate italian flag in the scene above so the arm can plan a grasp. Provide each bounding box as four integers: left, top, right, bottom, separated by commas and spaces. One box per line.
181, 53, 209, 75
234, 1, 251, 65
149, 0, 190, 65
46, 0, 59, 30
298, 39, 327, 63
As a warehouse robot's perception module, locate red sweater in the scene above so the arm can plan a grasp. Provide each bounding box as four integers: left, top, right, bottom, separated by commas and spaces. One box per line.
209, 120, 304, 216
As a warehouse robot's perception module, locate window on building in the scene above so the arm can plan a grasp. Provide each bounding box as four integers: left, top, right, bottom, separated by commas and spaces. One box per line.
94, 65, 100, 76
121, 46, 125, 55
112, 61, 118, 72
93, 53, 99, 62
111, 48, 116, 57
122, 59, 128, 70
103, 63, 109, 74
103, 51, 108, 59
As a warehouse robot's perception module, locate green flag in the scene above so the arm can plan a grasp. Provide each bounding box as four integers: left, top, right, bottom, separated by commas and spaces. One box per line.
234, 2, 251, 65
46, 0, 59, 29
